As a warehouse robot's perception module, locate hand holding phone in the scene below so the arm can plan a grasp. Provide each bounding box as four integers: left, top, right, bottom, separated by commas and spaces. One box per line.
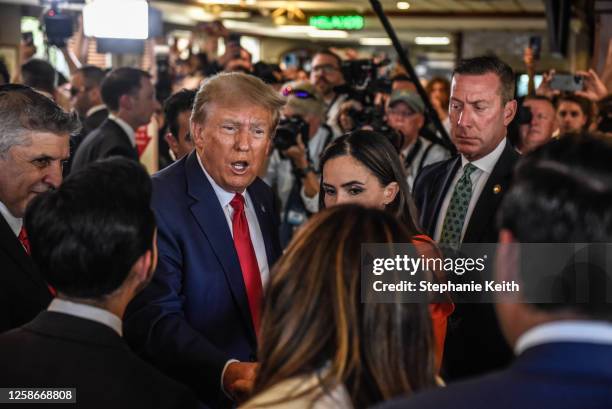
549, 74, 584, 92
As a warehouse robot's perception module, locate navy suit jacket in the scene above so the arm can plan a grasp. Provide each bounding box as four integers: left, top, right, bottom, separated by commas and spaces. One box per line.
412, 139, 519, 380
375, 342, 612, 409
125, 151, 281, 407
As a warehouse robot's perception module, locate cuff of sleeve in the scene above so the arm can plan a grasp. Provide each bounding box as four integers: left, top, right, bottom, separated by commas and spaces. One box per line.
220, 358, 240, 400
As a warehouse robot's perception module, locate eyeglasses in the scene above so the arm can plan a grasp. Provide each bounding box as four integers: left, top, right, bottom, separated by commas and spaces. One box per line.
311, 64, 339, 74
281, 86, 316, 100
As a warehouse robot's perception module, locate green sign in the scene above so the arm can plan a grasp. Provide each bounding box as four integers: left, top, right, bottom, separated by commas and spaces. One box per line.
309, 15, 364, 31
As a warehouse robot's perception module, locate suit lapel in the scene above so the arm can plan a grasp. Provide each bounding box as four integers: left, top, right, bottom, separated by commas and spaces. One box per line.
0, 216, 47, 290
247, 182, 276, 268
184, 152, 256, 342
463, 141, 518, 243
428, 157, 461, 234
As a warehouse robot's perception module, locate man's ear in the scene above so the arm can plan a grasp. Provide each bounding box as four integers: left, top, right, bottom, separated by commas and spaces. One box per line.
130, 250, 152, 288
164, 133, 179, 152
503, 99, 518, 126
118, 93, 133, 112
382, 181, 400, 206
496, 228, 519, 283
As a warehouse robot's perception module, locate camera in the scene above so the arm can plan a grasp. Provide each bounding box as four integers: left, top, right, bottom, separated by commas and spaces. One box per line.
43, 3, 74, 48
274, 116, 310, 152
518, 105, 533, 125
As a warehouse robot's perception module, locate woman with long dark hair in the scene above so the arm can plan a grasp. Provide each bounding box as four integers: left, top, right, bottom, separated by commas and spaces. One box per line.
318, 130, 453, 371
243, 205, 436, 408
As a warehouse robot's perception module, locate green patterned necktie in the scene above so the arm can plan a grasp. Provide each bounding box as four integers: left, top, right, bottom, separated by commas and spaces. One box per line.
440, 163, 478, 248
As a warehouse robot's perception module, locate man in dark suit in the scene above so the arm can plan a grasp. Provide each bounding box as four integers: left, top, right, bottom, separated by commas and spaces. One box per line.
71, 67, 159, 172
413, 56, 519, 379
377, 134, 612, 409
0, 158, 203, 409
125, 72, 285, 407
0, 84, 78, 334
66, 65, 108, 174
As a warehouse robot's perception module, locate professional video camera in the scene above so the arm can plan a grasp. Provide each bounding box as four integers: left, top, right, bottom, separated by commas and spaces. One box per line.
273, 116, 310, 152
41, 1, 75, 48
340, 58, 392, 104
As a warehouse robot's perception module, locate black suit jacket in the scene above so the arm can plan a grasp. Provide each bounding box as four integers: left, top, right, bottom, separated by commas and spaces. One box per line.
413, 139, 519, 380
66, 108, 109, 176
71, 118, 138, 173
0, 216, 52, 334
0, 311, 204, 409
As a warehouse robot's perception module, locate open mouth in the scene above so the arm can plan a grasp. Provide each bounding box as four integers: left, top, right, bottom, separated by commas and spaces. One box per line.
230, 161, 249, 174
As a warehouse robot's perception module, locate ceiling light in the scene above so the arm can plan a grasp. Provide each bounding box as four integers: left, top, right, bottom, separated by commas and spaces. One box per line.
307, 30, 349, 38
397, 2, 410, 10
415, 36, 450, 45
359, 37, 392, 46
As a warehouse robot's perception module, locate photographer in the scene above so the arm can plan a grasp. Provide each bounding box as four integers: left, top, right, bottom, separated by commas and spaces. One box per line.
386, 90, 450, 190
517, 95, 557, 153
264, 81, 332, 245
309, 50, 347, 137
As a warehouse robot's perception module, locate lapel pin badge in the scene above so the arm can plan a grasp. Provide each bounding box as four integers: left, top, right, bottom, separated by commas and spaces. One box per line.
493, 184, 502, 194
260, 204, 266, 213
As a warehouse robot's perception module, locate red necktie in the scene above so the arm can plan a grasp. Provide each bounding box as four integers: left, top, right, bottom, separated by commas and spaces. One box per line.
18, 226, 31, 255
18, 226, 56, 297
230, 193, 263, 336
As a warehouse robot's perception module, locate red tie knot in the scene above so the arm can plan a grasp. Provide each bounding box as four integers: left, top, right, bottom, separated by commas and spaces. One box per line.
230, 193, 245, 212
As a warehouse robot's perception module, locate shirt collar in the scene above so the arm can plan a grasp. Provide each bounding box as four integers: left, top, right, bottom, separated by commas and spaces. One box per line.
461, 137, 507, 174
196, 151, 246, 209
86, 104, 106, 118
515, 320, 612, 355
0, 201, 22, 237
107, 114, 136, 148
48, 298, 123, 337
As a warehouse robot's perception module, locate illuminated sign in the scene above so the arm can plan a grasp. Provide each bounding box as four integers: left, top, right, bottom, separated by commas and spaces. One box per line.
309, 15, 364, 30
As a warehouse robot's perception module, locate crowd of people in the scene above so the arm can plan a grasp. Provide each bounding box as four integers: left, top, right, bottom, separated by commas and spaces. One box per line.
0, 27, 611, 409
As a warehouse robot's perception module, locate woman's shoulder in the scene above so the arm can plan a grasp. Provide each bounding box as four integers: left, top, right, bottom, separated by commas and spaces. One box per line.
241, 373, 353, 409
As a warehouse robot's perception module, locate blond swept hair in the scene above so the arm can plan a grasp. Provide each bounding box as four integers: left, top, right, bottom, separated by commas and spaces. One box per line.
191, 71, 286, 132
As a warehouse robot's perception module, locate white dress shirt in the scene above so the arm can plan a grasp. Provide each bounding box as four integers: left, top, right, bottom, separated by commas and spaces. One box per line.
48, 298, 123, 337
196, 152, 270, 397
515, 320, 612, 355
0, 201, 22, 237
434, 138, 507, 242
107, 114, 136, 148
86, 104, 106, 118
196, 152, 270, 288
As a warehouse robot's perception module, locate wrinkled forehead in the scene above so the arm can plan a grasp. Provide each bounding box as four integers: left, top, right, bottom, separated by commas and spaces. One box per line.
451, 73, 502, 102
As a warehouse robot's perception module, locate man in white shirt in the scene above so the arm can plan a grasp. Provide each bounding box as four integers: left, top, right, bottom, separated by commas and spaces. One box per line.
309, 49, 347, 137
413, 55, 520, 380
0, 157, 203, 408
71, 67, 160, 172
0, 84, 78, 334
125, 72, 285, 408
377, 133, 612, 409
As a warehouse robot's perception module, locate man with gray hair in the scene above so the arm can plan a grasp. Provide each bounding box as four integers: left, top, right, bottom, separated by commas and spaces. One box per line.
0, 84, 79, 334
125, 72, 285, 407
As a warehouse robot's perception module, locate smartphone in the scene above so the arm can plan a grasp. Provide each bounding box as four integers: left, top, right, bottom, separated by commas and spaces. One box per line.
550, 74, 584, 92
529, 36, 541, 60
